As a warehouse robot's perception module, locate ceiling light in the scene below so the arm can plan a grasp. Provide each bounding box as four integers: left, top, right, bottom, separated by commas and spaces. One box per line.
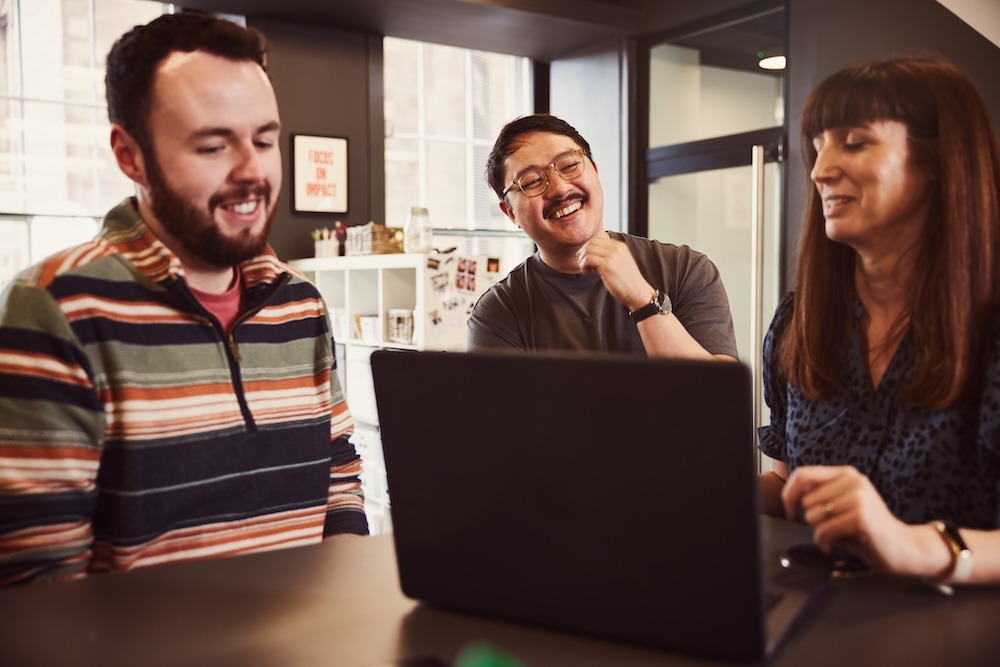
759, 55, 786, 71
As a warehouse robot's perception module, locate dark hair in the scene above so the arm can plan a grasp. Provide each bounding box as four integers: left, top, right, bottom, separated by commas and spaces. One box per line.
484, 113, 593, 199
105, 11, 268, 154
781, 56, 1000, 409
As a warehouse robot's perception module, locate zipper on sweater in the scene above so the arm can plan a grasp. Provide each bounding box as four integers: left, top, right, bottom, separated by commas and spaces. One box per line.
227, 332, 242, 363
223, 273, 292, 430
226, 272, 290, 362
171, 272, 291, 433
223, 334, 254, 430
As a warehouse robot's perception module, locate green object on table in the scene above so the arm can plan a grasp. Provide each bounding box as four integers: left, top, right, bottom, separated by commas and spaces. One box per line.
455, 642, 526, 667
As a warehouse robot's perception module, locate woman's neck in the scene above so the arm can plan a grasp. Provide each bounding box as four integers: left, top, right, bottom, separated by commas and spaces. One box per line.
854, 246, 916, 389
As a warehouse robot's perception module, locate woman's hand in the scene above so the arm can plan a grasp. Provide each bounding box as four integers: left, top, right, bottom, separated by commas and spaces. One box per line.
781, 465, 950, 577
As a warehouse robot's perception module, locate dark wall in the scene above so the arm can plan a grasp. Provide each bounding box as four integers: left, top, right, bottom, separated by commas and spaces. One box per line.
250, 18, 384, 261
784, 0, 1000, 287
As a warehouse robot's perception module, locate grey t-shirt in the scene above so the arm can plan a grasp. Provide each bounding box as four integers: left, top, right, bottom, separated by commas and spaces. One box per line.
467, 232, 737, 357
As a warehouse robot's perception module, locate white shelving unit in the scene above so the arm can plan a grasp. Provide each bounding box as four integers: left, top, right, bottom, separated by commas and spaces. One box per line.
292, 253, 424, 348
290, 252, 494, 534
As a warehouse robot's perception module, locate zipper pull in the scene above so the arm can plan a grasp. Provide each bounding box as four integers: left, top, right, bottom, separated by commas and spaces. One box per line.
227, 333, 242, 363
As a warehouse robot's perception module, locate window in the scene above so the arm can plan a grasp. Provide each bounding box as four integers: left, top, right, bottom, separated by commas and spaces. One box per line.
383, 36, 534, 261
0, 0, 168, 290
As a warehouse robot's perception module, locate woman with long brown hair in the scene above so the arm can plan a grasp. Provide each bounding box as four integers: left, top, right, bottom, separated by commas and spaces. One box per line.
759, 56, 1000, 586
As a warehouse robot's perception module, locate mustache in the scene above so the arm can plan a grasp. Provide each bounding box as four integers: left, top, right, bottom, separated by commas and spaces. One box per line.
543, 193, 585, 219
208, 183, 271, 211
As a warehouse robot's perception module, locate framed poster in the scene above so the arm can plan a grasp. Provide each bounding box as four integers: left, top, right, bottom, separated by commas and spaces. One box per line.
292, 134, 348, 213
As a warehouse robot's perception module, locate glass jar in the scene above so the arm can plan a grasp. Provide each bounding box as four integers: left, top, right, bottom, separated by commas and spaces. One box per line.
404, 206, 433, 254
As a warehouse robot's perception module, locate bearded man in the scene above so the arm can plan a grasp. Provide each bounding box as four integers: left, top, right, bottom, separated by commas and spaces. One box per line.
0, 12, 367, 586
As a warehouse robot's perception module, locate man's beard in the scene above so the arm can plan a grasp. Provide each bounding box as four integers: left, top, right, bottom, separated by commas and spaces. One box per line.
145, 156, 276, 267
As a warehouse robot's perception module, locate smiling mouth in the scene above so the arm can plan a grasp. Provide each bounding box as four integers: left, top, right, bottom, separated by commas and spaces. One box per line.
547, 198, 584, 220
212, 185, 270, 217
824, 195, 853, 210
223, 198, 261, 215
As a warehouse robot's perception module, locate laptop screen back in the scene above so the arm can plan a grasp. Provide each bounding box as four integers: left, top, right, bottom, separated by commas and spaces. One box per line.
372, 349, 765, 660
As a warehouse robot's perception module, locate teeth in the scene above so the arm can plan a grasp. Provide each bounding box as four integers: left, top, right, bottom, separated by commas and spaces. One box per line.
227, 200, 258, 215
552, 201, 582, 219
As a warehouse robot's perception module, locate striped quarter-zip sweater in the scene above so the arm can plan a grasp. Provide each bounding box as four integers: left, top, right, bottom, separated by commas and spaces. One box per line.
0, 199, 367, 585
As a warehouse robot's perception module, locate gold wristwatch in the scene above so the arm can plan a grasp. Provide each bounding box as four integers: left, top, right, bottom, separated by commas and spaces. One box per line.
932, 520, 973, 586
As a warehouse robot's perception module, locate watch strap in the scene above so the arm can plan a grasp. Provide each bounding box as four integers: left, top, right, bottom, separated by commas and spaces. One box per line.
629, 289, 671, 323
933, 520, 973, 585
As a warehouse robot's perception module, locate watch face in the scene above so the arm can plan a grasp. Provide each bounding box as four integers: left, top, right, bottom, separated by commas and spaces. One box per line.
631, 290, 669, 322
654, 290, 665, 312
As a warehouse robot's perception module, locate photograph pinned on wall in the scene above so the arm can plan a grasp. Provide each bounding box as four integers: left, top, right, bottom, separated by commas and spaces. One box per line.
486, 257, 500, 274
455, 255, 478, 292
430, 272, 449, 292
429, 269, 459, 314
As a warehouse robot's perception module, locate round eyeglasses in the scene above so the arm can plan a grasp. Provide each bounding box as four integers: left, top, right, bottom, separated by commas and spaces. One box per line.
501, 149, 588, 198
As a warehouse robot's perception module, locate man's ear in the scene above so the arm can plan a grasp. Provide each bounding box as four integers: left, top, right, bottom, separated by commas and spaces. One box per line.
499, 200, 520, 228
110, 124, 149, 187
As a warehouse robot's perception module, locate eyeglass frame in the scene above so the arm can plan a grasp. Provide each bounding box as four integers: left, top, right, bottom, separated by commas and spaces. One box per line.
500, 148, 589, 198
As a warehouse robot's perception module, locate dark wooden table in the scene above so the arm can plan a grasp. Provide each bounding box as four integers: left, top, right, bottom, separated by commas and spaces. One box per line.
2, 518, 998, 666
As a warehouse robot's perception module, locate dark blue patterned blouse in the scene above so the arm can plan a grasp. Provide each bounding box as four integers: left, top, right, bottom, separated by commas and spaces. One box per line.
759, 292, 1000, 528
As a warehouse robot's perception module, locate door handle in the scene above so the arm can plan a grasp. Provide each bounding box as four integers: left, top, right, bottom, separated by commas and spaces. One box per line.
750, 144, 766, 469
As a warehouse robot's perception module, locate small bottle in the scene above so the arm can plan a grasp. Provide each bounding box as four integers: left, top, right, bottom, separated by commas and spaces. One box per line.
404, 206, 433, 254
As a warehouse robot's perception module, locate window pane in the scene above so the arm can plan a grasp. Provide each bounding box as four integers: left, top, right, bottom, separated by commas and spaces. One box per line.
0, 217, 28, 290
0, 98, 25, 213
95, 0, 167, 73
67, 102, 131, 214
384, 135, 420, 227
384, 36, 532, 232
30, 214, 100, 263
21, 0, 76, 103
383, 38, 420, 136
471, 51, 526, 141
12, 99, 129, 216
0, 1, 165, 218
61, 0, 99, 106
425, 139, 466, 228
0, 1, 22, 98
0, 0, 168, 280
473, 143, 507, 228
23, 1, 168, 106
423, 44, 466, 138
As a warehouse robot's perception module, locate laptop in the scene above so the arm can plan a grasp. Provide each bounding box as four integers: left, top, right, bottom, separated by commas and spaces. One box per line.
371, 349, 826, 661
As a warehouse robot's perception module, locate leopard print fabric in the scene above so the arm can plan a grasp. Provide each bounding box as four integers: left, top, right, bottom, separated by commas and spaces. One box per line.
759, 292, 1000, 528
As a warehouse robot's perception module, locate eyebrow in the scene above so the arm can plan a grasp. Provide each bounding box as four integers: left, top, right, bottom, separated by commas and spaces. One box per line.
190, 121, 282, 140
814, 123, 874, 136
512, 148, 582, 177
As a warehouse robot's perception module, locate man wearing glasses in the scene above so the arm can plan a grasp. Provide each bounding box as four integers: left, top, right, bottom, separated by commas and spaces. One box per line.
469, 113, 737, 360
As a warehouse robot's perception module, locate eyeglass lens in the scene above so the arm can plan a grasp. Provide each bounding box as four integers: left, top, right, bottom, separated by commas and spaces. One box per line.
516, 151, 585, 196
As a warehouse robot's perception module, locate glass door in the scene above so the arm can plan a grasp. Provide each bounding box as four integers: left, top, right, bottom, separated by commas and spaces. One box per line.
640, 4, 786, 464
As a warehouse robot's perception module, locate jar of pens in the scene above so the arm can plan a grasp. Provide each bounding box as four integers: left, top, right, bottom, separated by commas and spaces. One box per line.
312, 221, 347, 257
